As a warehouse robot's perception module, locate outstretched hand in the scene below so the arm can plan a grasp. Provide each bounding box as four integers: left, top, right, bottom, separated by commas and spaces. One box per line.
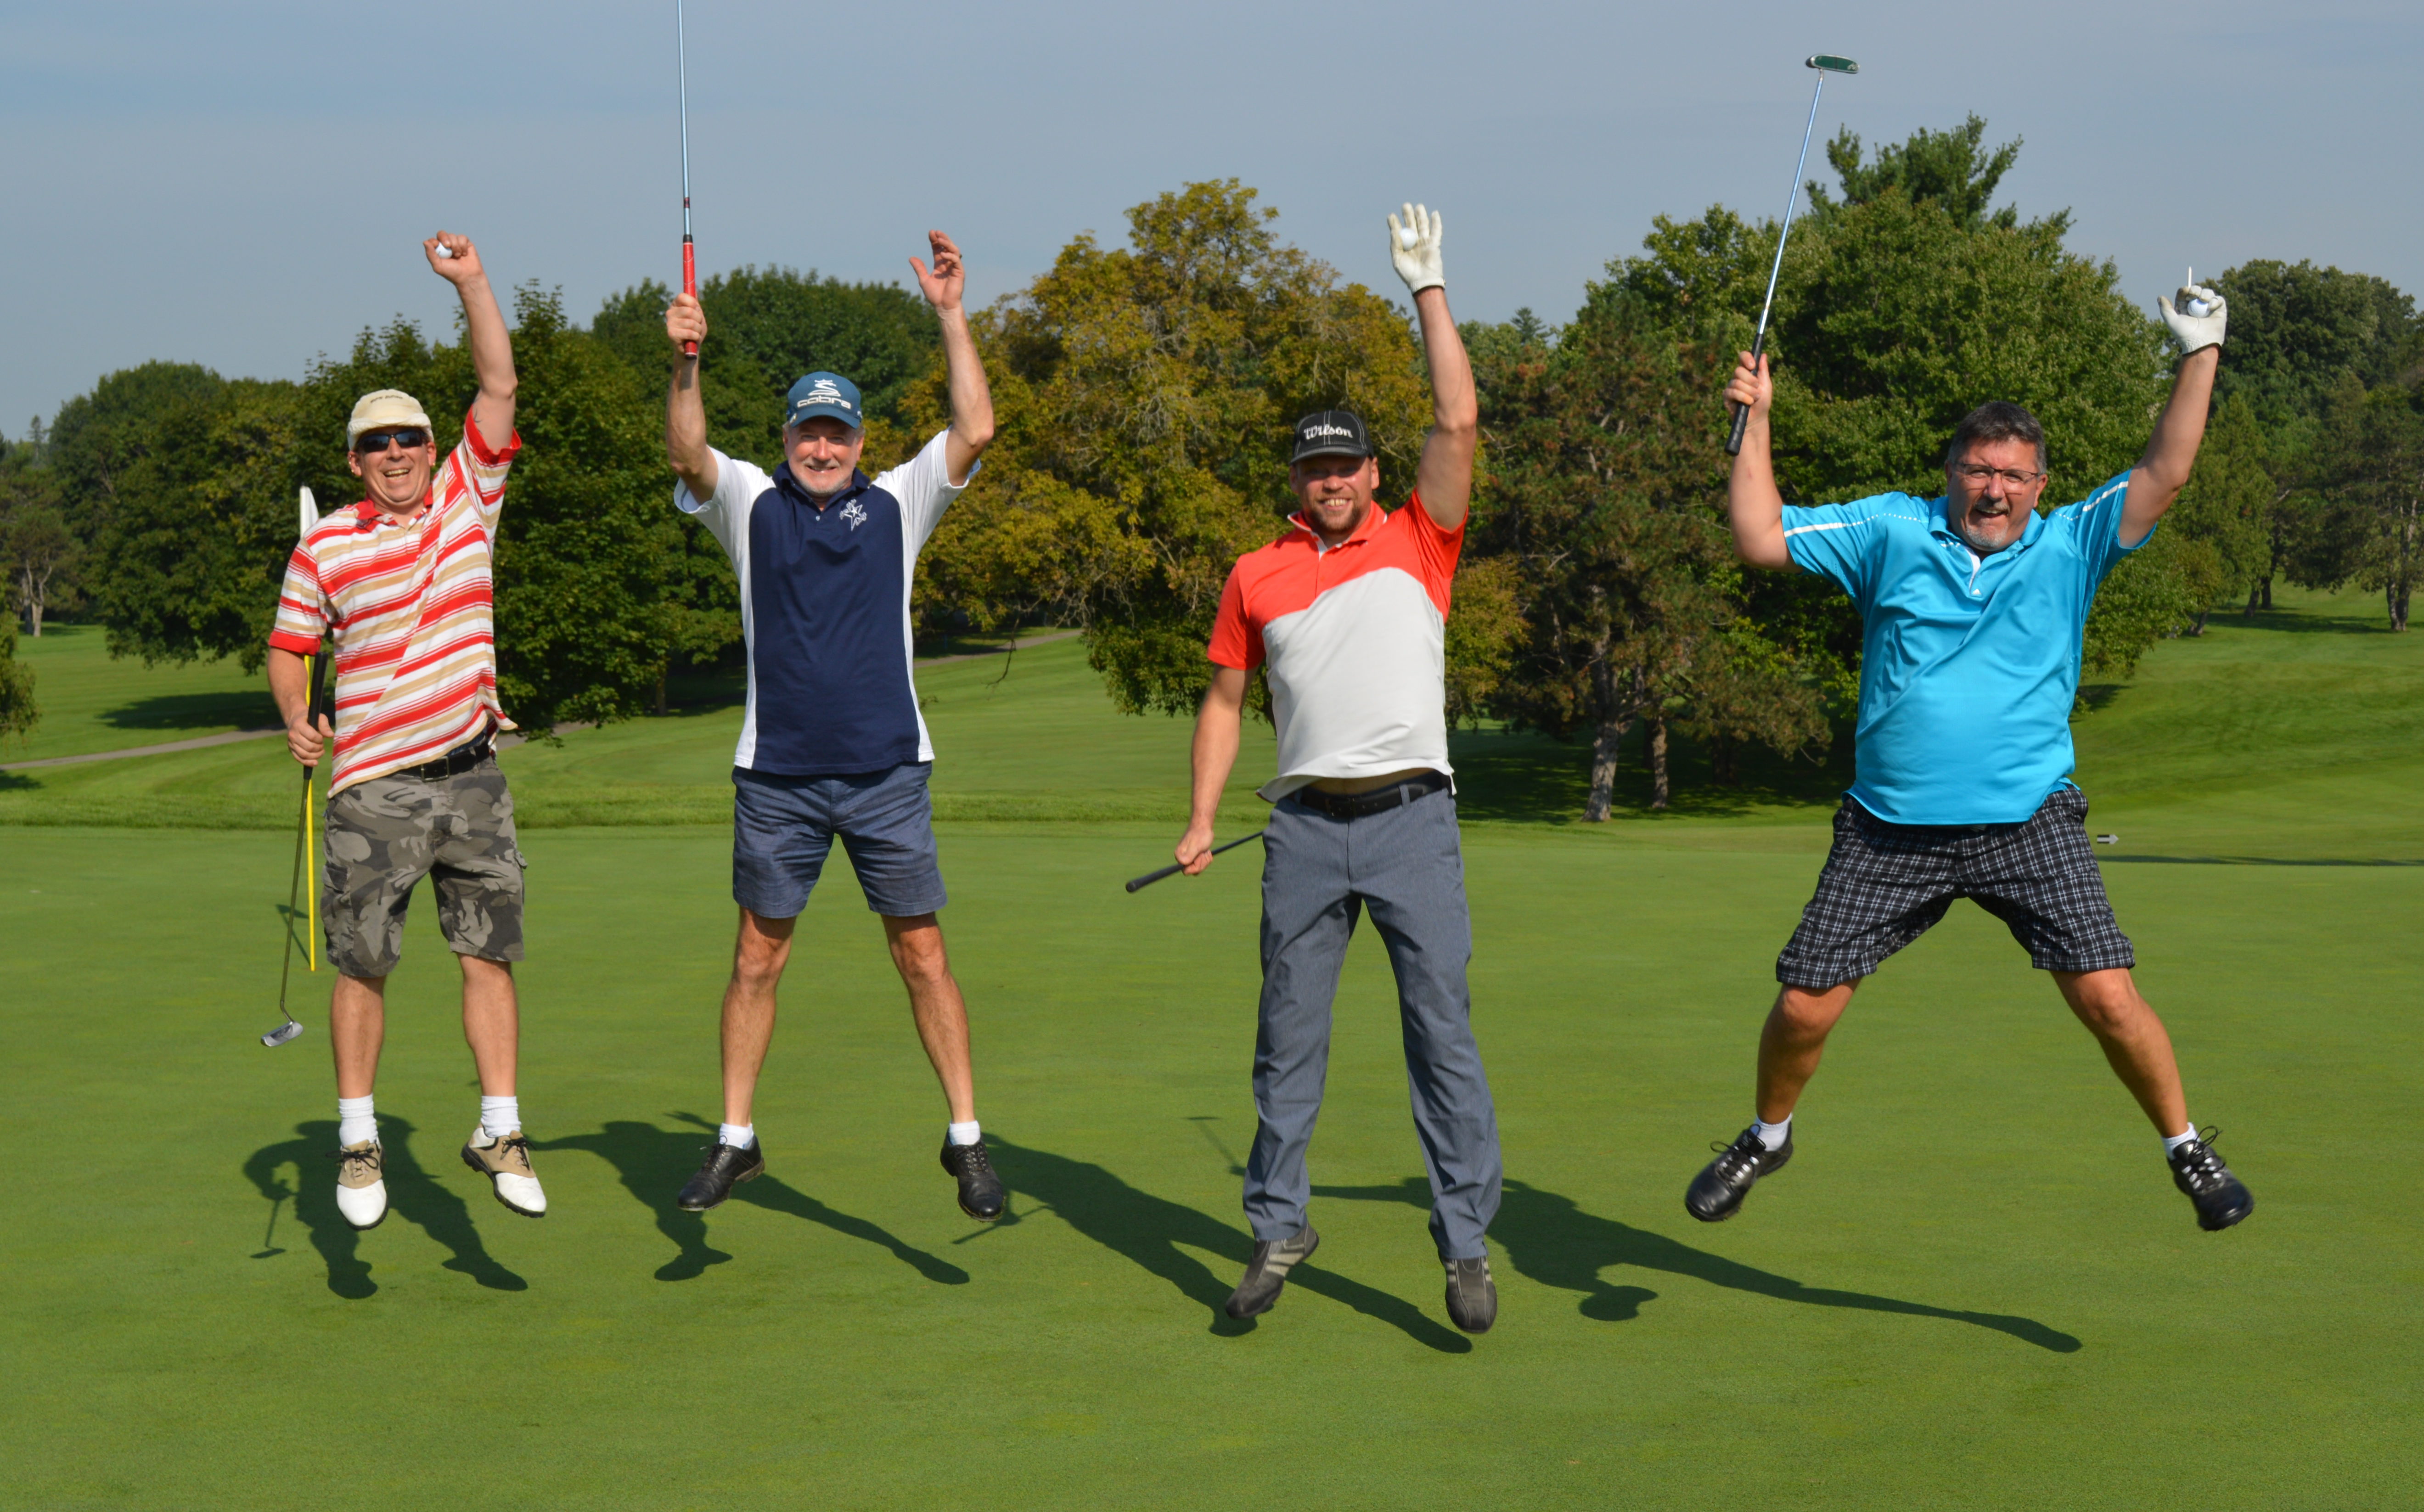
909, 230, 966, 314
1387, 202, 1445, 296
2157, 279, 2227, 356
425, 231, 486, 286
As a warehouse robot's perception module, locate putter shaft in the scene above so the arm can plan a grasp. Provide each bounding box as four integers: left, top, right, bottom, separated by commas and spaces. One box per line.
1727, 66, 1833, 457
1127, 830, 1266, 893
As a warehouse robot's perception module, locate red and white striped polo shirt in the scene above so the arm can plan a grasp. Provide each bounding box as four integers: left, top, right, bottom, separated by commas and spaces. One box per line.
1208, 496, 1462, 801
267, 410, 521, 793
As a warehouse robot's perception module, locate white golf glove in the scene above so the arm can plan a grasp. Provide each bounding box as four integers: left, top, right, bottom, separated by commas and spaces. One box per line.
2158, 275, 2226, 354
1388, 203, 1445, 297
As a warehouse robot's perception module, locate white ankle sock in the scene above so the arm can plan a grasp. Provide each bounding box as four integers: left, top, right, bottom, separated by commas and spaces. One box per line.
2162, 1124, 2198, 1157
337, 1096, 377, 1148
479, 1096, 520, 1141
946, 1119, 982, 1147
1753, 1115, 1792, 1151
719, 1122, 756, 1149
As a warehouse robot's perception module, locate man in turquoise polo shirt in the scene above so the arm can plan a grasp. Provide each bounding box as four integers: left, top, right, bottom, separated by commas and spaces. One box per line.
1688, 277, 2255, 1234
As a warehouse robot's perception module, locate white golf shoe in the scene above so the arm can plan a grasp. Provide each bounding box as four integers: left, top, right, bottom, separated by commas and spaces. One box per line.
461, 1128, 546, 1217
332, 1140, 388, 1230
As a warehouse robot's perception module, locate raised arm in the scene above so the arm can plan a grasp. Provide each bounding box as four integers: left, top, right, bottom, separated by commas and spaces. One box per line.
1723, 351, 1794, 569
1390, 205, 1477, 529
2122, 281, 2227, 546
426, 233, 515, 445
908, 230, 995, 485
663, 292, 718, 502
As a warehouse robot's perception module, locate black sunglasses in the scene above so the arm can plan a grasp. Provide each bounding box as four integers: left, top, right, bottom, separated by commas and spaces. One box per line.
354, 427, 429, 454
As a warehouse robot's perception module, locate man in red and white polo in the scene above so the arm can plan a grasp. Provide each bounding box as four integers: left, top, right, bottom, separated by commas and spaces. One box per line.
264, 232, 545, 1233
1175, 204, 1503, 1336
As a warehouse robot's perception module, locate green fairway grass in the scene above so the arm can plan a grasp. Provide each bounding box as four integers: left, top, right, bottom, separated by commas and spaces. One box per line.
1, 589, 2418, 1508
3, 623, 279, 762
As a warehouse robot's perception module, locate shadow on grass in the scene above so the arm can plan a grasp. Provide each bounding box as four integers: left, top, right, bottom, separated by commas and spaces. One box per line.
1314, 1176, 2080, 1354
986, 1137, 1471, 1353
100, 690, 278, 734
0, 771, 36, 789
242, 1118, 527, 1298
534, 1115, 967, 1286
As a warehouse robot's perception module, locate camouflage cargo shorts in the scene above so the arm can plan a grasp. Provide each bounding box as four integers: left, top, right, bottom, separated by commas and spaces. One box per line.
322, 757, 527, 978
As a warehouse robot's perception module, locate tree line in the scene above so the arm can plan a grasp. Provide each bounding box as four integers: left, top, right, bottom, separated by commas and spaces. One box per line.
3, 117, 2417, 816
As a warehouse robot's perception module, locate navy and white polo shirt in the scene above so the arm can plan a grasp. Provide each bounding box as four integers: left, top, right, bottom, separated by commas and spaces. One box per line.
674, 431, 973, 776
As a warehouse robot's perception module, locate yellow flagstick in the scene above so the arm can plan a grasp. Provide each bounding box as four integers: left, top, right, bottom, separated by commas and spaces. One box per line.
305, 760, 318, 972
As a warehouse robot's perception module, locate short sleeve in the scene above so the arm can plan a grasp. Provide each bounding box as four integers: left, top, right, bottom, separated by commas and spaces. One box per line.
1400, 492, 1464, 616
448, 406, 521, 534
1782, 495, 1907, 604
2061, 472, 2144, 587
267, 541, 327, 656
675, 447, 767, 558
1207, 564, 1264, 671
872, 430, 978, 552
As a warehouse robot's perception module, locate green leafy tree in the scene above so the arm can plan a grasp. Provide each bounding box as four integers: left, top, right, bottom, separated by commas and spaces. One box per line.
917, 180, 1448, 718
2165, 394, 2274, 625
2302, 375, 2424, 630
1470, 296, 1825, 818
2209, 259, 2418, 608
1, 437, 81, 634
0, 616, 34, 741
1805, 113, 2038, 232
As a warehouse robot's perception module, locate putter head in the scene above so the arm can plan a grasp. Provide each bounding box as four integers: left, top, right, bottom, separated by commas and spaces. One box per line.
261, 1020, 304, 1048
1806, 54, 1860, 73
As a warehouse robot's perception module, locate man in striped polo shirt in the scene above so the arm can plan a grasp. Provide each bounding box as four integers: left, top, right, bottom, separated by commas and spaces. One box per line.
1174, 205, 1503, 1335
660, 230, 1004, 1225
266, 231, 544, 1233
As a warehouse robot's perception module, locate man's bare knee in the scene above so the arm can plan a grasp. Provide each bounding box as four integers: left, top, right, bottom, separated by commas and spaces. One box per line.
733, 910, 795, 988
2058, 968, 2145, 1038
884, 916, 952, 989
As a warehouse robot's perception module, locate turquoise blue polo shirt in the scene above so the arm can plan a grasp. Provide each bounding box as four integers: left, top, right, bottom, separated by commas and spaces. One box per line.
1783, 472, 2148, 826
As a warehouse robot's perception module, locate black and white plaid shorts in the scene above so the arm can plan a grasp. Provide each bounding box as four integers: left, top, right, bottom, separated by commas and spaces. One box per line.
1775, 787, 2134, 988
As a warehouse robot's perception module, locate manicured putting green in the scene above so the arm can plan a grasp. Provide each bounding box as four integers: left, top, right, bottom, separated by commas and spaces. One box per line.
0, 590, 2418, 1506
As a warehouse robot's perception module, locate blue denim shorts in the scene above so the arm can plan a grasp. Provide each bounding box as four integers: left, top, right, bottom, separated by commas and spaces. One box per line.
731, 762, 948, 920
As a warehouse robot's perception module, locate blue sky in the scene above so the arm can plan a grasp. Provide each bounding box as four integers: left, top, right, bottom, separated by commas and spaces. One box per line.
3, 0, 2417, 435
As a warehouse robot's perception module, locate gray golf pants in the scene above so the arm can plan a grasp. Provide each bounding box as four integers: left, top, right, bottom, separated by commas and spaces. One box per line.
1244, 785, 1503, 1260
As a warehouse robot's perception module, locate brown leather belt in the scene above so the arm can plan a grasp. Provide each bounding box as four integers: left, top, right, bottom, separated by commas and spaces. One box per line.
1286, 770, 1448, 820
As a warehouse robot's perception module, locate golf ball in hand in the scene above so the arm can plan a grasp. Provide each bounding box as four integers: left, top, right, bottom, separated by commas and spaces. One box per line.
1399, 226, 1419, 249
2186, 297, 2212, 317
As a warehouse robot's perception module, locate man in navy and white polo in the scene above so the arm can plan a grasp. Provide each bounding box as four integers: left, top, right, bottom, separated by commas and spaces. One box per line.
1690, 274, 2255, 1236
661, 230, 1003, 1223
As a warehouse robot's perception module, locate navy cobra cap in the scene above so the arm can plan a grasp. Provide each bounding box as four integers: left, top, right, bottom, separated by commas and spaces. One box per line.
784, 371, 864, 429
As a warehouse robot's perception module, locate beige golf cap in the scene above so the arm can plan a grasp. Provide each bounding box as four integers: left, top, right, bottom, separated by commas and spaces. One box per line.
346, 388, 435, 448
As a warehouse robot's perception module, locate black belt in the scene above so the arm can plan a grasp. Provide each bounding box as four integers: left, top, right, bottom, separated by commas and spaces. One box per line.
1287, 770, 1448, 820
395, 730, 496, 781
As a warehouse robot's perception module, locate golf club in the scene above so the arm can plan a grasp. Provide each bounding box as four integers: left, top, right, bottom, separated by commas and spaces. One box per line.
263, 487, 324, 1049
675, 0, 697, 358
1726, 53, 1860, 458
1126, 830, 1265, 894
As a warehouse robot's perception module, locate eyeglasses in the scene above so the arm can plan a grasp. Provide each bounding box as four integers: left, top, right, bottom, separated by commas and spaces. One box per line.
1952, 462, 2044, 488
354, 428, 429, 454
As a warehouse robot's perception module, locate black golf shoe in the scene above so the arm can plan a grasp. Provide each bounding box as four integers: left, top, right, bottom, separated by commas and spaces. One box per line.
1444, 1256, 1498, 1334
940, 1136, 1005, 1221
2168, 1128, 2253, 1231
1225, 1225, 1321, 1319
676, 1139, 765, 1212
1685, 1124, 1794, 1222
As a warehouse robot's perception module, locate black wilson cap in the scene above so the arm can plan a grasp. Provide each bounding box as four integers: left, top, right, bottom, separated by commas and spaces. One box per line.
1290, 410, 1374, 463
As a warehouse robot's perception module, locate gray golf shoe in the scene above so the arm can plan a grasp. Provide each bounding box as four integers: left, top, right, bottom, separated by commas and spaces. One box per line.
1444, 1255, 1497, 1334
1225, 1225, 1320, 1319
